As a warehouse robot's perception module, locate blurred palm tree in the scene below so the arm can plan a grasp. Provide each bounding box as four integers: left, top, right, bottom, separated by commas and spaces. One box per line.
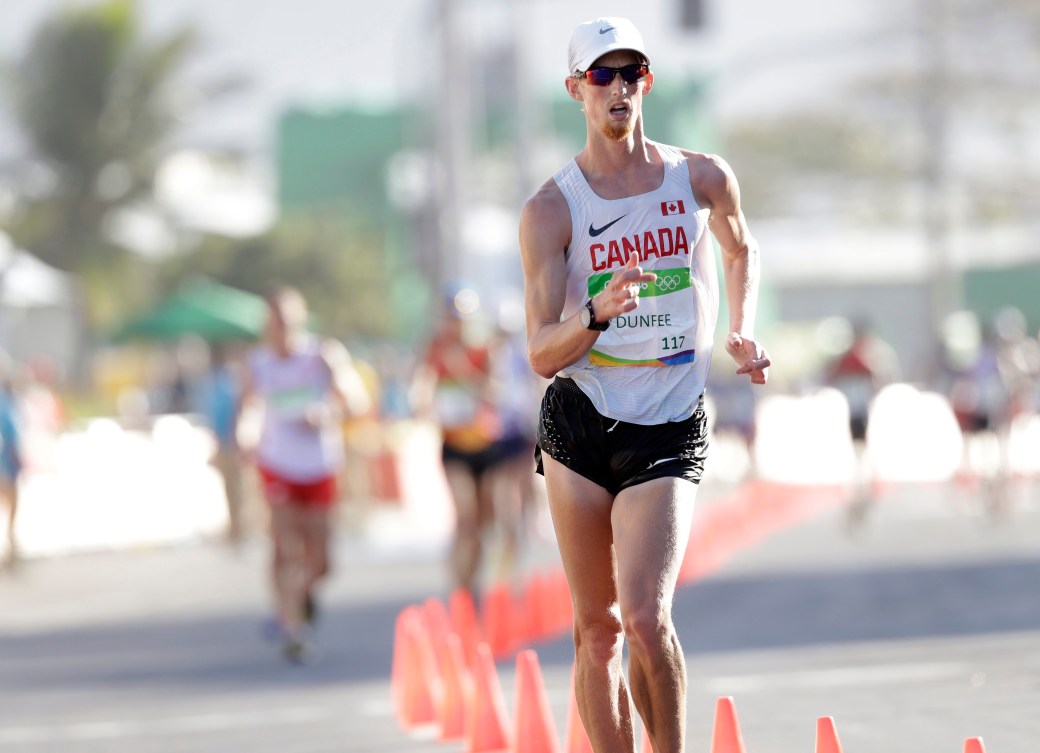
4, 0, 196, 324
724, 0, 1040, 226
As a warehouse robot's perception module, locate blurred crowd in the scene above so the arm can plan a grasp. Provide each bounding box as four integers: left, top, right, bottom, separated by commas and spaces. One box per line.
709, 305, 1040, 523
934, 307, 1040, 513
2, 301, 1039, 588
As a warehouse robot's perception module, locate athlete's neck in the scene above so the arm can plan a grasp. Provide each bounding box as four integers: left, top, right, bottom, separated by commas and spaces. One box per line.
577, 134, 661, 200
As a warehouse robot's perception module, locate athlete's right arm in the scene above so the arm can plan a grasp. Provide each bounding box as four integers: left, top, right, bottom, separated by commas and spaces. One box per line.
519, 180, 655, 379
519, 182, 599, 379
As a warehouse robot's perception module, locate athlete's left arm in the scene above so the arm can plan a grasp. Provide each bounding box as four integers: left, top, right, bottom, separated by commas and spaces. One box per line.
695, 154, 771, 385
321, 339, 373, 422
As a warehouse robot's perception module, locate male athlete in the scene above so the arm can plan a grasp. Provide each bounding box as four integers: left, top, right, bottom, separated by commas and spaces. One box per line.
242, 287, 370, 662
519, 17, 770, 753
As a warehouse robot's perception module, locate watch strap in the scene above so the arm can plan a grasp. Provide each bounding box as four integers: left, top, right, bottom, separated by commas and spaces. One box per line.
584, 298, 609, 331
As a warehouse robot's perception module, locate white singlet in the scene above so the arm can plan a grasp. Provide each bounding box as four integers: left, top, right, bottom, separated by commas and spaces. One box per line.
554, 142, 719, 424
249, 337, 344, 481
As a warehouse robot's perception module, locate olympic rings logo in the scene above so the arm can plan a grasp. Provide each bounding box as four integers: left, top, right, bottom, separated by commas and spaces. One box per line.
655, 273, 682, 291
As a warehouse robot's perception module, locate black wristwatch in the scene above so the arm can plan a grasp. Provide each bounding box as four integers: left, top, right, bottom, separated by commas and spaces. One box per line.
579, 298, 609, 331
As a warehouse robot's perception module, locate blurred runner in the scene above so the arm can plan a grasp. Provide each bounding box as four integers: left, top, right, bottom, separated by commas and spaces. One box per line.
412, 287, 503, 596
240, 287, 371, 662
485, 304, 547, 580
824, 319, 899, 526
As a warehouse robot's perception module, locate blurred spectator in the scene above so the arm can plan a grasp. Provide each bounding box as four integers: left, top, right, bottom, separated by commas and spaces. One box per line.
194, 343, 248, 546
993, 308, 1040, 425
824, 319, 900, 526
373, 345, 414, 422
706, 367, 760, 480
947, 323, 1004, 438
239, 286, 371, 663
946, 308, 1040, 514
19, 354, 66, 477
0, 355, 23, 570
411, 287, 504, 595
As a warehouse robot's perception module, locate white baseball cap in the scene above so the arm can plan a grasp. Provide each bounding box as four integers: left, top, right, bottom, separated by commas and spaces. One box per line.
567, 17, 650, 75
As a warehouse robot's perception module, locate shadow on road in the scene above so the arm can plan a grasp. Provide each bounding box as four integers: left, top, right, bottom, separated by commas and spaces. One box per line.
4, 554, 1040, 693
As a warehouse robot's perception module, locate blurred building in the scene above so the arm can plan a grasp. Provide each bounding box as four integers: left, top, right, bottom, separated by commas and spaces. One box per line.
0, 233, 79, 377
2, 0, 1036, 376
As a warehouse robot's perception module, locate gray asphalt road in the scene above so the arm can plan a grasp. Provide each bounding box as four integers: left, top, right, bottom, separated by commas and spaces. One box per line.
2, 479, 1039, 752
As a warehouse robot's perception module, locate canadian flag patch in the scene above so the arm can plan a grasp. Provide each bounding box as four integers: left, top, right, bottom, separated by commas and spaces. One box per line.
661, 200, 685, 216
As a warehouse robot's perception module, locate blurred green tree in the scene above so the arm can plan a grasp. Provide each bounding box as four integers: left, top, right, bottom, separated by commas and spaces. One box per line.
4, 0, 196, 324
153, 210, 423, 344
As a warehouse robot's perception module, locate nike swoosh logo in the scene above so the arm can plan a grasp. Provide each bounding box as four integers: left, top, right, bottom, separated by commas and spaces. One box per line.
599, 26, 615, 34
647, 457, 679, 470
589, 215, 626, 237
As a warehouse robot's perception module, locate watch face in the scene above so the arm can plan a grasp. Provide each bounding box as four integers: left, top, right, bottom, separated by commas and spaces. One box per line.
579, 302, 592, 328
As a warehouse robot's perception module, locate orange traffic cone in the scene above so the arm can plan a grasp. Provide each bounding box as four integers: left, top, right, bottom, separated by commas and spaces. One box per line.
521, 573, 550, 645
450, 588, 484, 670
513, 649, 561, 753
483, 581, 517, 658
564, 664, 594, 753
466, 642, 512, 753
392, 606, 443, 730
438, 632, 472, 741
709, 696, 746, 753
964, 738, 987, 753
423, 596, 452, 650
815, 716, 843, 753
390, 607, 410, 718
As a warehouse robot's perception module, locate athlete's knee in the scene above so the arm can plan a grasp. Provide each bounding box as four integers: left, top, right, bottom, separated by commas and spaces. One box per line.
307, 550, 330, 580
573, 610, 625, 665
271, 544, 290, 572
622, 603, 674, 661
318, 548, 333, 578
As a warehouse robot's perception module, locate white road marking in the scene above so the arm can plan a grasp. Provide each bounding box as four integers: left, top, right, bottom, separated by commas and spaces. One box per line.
0, 706, 330, 744
703, 661, 967, 694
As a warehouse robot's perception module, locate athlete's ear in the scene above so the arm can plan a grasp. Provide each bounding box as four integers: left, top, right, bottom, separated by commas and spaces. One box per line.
642, 71, 654, 96
565, 75, 583, 104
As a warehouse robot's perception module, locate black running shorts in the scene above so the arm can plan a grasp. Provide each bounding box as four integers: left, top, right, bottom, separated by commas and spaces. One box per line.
535, 376, 709, 495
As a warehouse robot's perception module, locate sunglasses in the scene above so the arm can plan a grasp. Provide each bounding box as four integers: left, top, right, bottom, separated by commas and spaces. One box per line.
576, 62, 650, 86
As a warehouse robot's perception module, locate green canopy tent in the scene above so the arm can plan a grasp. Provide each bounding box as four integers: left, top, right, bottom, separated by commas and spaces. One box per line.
110, 280, 267, 344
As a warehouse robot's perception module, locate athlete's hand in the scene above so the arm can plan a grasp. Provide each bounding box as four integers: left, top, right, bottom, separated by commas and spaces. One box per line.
592, 253, 657, 322
301, 402, 331, 429
727, 332, 771, 385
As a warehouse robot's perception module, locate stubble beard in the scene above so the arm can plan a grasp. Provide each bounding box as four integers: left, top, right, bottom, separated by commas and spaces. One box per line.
600, 117, 635, 142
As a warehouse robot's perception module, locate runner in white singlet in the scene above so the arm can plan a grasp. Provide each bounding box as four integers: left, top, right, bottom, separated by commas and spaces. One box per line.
518, 17, 771, 753
240, 287, 370, 663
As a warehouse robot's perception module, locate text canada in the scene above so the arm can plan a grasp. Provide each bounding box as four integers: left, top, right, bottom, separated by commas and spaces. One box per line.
590, 226, 690, 272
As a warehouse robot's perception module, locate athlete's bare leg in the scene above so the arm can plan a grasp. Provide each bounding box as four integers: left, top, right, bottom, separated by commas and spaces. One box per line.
300, 505, 333, 604
614, 477, 697, 753
444, 461, 482, 593
1, 482, 18, 569
269, 505, 307, 639
543, 454, 634, 753
489, 455, 528, 579
545, 454, 697, 753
